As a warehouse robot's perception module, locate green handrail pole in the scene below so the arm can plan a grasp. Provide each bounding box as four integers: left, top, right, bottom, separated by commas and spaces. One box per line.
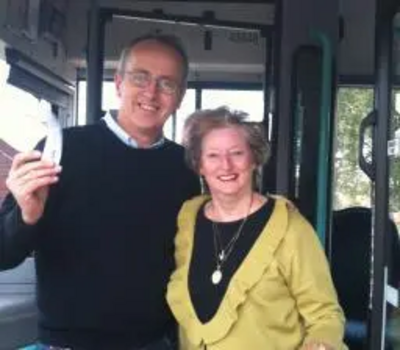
312, 30, 333, 246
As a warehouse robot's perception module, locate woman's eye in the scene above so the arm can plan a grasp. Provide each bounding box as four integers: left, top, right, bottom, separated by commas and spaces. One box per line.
206, 153, 219, 159
231, 151, 243, 156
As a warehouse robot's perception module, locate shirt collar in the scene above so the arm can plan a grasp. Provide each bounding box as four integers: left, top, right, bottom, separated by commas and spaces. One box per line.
102, 110, 165, 149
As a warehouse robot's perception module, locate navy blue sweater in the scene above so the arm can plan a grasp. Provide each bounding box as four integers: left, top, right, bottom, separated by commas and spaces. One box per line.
0, 121, 200, 349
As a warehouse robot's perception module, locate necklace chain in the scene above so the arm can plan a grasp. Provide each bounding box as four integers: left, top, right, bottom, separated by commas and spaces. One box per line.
210, 195, 253, 285
213, 216, 248, 264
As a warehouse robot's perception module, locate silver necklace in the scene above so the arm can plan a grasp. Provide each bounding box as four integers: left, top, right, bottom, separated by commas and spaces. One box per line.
210, 195, 253, 285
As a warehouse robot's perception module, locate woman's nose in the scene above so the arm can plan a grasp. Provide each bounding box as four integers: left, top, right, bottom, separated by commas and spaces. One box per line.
221, 155, 233, 169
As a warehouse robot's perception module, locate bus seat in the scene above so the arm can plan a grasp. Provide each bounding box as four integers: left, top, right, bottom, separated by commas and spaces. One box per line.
330, 207, 400, 350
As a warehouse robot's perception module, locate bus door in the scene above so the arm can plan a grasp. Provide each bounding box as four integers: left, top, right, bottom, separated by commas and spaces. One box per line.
366, 1, 400, 348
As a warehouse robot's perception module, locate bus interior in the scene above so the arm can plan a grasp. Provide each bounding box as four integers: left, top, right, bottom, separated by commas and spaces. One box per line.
0, 0, 399, 349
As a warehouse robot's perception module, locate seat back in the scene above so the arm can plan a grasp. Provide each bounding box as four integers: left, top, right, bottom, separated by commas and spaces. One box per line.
331, 207, 400, 349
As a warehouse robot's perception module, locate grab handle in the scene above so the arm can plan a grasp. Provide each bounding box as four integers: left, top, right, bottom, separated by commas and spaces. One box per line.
358, 110, 376, 181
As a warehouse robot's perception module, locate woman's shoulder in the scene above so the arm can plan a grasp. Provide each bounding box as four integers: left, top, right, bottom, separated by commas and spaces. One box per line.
180, 194, 210, 214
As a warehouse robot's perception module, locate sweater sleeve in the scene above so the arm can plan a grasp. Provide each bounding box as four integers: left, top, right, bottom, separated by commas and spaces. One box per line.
0, 193, 38, 270
0, 139, 46, 270
283, 209, 346, 350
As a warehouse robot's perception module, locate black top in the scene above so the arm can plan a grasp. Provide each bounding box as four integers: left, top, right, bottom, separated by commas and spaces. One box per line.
0, 121, 200, 349
188, 198, 275, 323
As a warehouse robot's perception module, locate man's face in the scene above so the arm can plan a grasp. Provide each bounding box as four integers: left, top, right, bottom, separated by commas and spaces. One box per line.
115, 40, 186, 140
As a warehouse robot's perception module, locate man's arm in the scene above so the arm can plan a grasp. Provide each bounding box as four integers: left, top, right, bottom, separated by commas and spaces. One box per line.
0, 194, 38, 270
0, 150, 61, 270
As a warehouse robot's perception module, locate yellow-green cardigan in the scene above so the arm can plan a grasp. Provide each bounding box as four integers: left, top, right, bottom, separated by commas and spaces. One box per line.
167, 195, 346, 350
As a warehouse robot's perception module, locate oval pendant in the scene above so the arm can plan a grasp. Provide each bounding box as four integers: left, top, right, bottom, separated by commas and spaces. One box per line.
211, 269, 223, 285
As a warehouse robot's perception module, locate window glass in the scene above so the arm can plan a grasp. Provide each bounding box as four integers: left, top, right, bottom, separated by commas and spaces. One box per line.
201, 89, 264, 122
389, 90, 400, 233
77, 80, 87, 125
103, 81, 119, 110
0, 59, 49, 206
0, 59, 47, 152
164, 89, 196, 143
333, 87, 373, 210
77, 81, 116, 125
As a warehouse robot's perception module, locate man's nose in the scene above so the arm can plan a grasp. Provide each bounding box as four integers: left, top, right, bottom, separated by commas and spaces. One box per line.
143, 78, 159, 96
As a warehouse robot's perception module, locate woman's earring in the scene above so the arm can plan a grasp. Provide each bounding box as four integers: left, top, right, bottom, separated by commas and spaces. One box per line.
200, 175, 208, 194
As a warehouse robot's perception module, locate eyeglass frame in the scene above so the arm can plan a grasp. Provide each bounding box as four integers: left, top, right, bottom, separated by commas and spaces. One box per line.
120, 69, 183, 96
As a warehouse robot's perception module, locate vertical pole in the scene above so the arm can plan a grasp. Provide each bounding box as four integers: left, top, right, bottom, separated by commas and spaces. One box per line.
262, 33, 276, 194
86, 1, 105, 124
369, 0, 394, 348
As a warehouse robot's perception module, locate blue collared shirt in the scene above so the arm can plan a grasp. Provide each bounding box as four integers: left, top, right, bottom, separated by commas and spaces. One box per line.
102, 110, 166, 149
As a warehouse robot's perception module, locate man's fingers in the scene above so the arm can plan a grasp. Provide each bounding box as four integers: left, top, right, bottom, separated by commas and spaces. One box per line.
6, 157, 61, 200
10, 151, 42, 172
10, 150, 59, 181
18, 166, 61, 185
8, 158, 61, 190
23, 176, 58, 196
14, 169, 60, 196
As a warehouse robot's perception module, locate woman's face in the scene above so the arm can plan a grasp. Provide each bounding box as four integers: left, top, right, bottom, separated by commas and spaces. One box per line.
199, 126, 256, 198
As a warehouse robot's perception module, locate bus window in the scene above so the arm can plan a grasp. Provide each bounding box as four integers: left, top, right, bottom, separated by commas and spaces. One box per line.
202, 89, 264, 122
77, 80, 116, 125
0, 58, 49, 206
333, 87, 373, 210
0, 59, 47, 152
164, 89, 196, 143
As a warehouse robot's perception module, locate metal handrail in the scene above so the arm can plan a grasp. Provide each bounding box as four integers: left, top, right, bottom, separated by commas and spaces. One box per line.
312, 30, 333, 246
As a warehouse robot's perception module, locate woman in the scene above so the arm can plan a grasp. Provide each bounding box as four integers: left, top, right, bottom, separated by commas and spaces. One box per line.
167, 107, 346, 350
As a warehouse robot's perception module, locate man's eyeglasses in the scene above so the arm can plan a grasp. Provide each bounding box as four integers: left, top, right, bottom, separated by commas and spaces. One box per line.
123, 70, 180, 95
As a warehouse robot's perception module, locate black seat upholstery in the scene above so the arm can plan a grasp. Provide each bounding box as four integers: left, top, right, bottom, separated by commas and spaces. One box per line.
331, 207, 400, 349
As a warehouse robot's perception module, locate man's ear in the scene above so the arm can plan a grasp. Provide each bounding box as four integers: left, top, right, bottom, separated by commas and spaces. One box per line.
114, 73, 123, 98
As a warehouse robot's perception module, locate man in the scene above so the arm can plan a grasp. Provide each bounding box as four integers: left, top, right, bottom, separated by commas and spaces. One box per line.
0, 34, 200, 350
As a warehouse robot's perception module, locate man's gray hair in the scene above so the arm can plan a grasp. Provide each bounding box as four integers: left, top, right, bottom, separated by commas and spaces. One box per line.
117, 33, 189, 83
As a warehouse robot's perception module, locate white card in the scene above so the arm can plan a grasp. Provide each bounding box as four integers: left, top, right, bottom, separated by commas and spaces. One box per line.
41, 103, 63, 165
